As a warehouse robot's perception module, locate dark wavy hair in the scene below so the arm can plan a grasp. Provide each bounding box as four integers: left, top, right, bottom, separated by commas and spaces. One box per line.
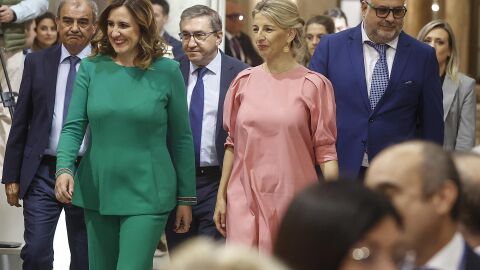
274, 180, 402, 270
32, 11, 58, 51
91, 0, 166, 69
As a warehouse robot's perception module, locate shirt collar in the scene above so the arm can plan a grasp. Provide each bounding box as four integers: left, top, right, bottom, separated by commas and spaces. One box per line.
425, 232, 465, 270
361, 22, 398, 50
189, 49, 222, 76
60, 44, 92, 64
225, 31, 234, 40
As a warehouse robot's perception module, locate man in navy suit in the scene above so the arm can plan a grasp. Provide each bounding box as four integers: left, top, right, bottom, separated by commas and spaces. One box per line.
151, 0, 184, 59
164, 5, 248, 251
309, 0, 444, 178
366, 141, 480, 269
1, 0, 97, 268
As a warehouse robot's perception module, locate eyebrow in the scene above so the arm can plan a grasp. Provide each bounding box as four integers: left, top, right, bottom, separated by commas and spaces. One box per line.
374, 182, 401, 194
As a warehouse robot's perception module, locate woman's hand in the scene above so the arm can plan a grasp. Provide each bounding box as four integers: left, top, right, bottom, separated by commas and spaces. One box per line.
55, 173, 74, 204
213, 196, 227, 237
174, 205, 192, 233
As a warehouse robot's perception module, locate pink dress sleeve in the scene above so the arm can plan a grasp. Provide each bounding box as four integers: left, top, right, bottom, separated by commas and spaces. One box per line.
304, 71, 338, 164
223, 68, 252, 148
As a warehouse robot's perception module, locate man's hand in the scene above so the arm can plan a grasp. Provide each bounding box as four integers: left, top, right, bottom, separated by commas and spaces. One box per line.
55, 173, 74, 204
5, 182, 21, 207
174, 205, 192, 233
0, 6, 15, 23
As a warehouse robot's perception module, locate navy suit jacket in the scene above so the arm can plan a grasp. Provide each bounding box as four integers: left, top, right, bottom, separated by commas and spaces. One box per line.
465, 243, 480, 270
309, 25, 444, 176
163, 31, 184, 59
178, 52, 248, 165
2, 44, 63, 198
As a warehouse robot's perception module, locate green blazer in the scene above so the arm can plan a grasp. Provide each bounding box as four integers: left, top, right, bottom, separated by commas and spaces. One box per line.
56, 55, 196, 215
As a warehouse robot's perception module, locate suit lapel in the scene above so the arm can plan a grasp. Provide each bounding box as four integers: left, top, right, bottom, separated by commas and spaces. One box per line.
45, 45, 62, 119
348, 25, 371, 112
442, 74, 459, 120
179, 56, 190, 87
217, 53, 231, 140
373, 32, 412, 114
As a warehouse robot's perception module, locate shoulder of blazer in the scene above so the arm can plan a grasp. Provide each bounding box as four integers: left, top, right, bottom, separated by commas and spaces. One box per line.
221, 52, 249, 72
465, 243, 480, 270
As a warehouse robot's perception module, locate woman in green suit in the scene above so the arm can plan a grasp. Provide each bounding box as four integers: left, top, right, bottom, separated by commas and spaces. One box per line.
54, 0, 196, 269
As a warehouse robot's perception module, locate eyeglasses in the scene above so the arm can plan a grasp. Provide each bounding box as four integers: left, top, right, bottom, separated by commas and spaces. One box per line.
364, 1, 408, 19
179, 31, 217, 42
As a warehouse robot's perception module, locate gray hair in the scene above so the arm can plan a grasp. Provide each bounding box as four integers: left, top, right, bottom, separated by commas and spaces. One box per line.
417, 20, 459, 80
57, 0, 99, 23
180, 5, 222, 32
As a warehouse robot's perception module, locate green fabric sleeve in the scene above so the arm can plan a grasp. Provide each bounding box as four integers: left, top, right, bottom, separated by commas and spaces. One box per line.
166, 63, 197, 206
56, 60, 90, 176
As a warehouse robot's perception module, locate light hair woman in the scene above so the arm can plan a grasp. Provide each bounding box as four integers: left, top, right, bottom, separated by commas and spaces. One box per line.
169, 238, 290, 270
417, 20, 476, 151
214, 0, 338, 253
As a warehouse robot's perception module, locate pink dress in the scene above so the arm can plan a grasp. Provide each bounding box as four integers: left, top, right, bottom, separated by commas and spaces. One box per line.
223, 65, 337, 252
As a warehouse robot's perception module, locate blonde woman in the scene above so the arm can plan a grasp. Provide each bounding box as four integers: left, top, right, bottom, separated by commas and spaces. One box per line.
214, 0, 338, 253
418, 20, 476, 151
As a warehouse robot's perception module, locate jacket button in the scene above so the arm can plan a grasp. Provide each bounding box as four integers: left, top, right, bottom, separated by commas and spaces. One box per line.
369, 119, 374, 123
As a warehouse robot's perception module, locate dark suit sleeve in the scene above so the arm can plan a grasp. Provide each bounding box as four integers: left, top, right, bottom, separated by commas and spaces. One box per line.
2, 54, 34, 184
308, 36, 329, 75
166, 62, 196, 206
418, 48, 444, 144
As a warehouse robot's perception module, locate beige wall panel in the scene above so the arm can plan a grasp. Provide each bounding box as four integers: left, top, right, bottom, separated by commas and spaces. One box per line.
445, 0, 471, 73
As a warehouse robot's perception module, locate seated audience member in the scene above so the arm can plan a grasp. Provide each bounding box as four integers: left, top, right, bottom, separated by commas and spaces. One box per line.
275, 181, 405, 270
418, 20, 476, 151
224, 0, 262, 66
453, 152, 480, 255
169, 238, 290, 270
366, 141, 480, 269
31, 11, 58, 52
323, 7, 348, 32
299, 15, 334, 66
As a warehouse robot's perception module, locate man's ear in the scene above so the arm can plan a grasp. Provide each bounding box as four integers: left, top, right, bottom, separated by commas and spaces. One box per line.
432, 180, 458, 217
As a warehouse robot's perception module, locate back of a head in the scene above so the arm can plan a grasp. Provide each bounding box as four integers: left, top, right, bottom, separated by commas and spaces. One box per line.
169, 238, 290, 270
274, 180, 401, 270
453, 152, 480, 235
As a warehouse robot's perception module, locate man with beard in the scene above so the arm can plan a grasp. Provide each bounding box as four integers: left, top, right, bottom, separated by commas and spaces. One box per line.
309, 0, 444, 179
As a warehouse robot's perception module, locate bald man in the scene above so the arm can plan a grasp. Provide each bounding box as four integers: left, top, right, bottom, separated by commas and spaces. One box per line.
453, 152, 480, 255
365, 141, 480, 269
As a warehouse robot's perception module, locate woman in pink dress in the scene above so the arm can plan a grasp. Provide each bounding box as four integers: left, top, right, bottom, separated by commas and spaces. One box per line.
213, 0, 339, 253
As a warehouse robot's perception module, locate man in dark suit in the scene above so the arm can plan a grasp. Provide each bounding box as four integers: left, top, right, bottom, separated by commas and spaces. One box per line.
151, 0, 183, 59
224, 0, 262, 66
309, 0, 444, 178
366, 141, 480, 269
1, 0, 97, 268
164, 5, 248, 251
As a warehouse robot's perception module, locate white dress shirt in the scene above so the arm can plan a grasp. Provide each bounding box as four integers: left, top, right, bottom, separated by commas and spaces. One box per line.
425, 233, 466, 270
187, 50, 221, 167
361, 22, 399, 166
10, 0, 48, 23
45, 45, 90, 156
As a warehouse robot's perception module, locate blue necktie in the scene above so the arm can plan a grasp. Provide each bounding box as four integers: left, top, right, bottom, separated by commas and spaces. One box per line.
366, 41, 389, 110
190, 67, 208, 167
63, 55, 81, 125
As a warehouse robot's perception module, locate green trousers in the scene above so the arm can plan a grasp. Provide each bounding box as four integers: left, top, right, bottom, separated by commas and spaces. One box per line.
84, 209, 168, 270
